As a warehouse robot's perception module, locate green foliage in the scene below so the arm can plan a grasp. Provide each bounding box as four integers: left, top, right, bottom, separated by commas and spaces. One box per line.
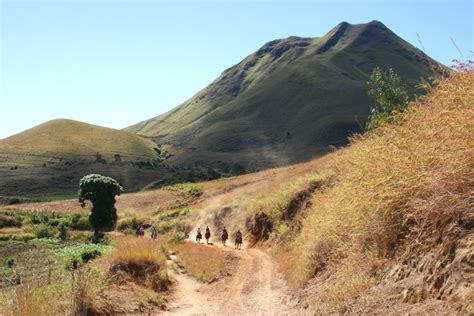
32, 224, 56, 239
366, 67, 409, 130
58, 222, 68, 241
170, 231, 187, 242
69, 214, 91, 231
117, 217, 142, 231
80, 249, 101, 263
78, 174, 124, 237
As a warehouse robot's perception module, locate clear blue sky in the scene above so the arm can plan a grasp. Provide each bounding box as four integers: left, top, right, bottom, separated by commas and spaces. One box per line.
1, 0, 472, 139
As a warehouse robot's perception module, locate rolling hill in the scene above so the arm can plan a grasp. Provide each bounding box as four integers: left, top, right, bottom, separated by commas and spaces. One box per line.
0, 119, 159, 160
126, 20, 447, 171
0, 119, 167, 197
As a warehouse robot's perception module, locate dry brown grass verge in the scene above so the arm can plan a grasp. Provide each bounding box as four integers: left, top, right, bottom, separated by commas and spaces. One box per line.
276, 71, 473, 313
108, 236, 170, 292
173, 242, 234, 283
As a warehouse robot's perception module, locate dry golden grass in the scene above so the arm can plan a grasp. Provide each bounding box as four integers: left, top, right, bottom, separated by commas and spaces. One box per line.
173, 242, 229, 282
110, 236, 167, 266
5, 284, 70, 316
280, 71, 473, 311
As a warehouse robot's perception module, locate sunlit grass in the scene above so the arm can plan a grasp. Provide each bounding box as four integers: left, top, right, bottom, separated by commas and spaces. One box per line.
173, 242, 228, 282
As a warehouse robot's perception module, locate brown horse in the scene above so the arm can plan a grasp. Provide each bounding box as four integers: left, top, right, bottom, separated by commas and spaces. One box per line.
235, 235, 242, 250
221, 231, 228, 246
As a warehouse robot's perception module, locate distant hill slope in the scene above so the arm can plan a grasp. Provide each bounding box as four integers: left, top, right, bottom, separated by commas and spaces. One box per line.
0, 119, 158, 160
126, 20, 447, 171
0, 120, 166, 197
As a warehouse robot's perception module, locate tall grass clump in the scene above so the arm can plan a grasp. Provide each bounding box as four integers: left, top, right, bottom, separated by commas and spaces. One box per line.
285, 71, 473, 311
108, 236, 169, 291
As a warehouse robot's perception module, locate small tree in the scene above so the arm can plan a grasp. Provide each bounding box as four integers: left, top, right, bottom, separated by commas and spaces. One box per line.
79, 174, 123, 240
366, 67, 409, 130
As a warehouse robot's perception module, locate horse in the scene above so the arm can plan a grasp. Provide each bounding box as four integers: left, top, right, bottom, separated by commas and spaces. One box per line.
235, 235, 243, 250
205, 230, 211, 244
221, 231, 228, 246
150, 227, 157, 240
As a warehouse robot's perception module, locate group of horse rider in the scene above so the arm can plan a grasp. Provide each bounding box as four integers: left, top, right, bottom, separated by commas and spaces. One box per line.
136, 224, 158, 239
196, 225, 243, 249
135, 223, 243, 249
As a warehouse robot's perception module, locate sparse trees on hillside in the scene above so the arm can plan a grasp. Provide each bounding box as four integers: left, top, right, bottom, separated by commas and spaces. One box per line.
79, 174, 123, 240
366, 67, 409, 130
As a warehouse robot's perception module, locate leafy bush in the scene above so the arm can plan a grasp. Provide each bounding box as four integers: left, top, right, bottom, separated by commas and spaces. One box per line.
32, 224, 56, 239
81, 249, 101, 263
170, 231, 187, 242
117, 217, 142, 231
366, 67, 409, 130
58, 222, 68, 240
69, 215, 91, 231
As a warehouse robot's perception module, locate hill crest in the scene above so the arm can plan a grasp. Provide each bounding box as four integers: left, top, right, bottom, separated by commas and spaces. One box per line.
125, 20, 446, 171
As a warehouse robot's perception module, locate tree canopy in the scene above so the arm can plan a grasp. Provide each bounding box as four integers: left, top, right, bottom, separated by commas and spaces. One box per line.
366, 67, 409, 130
79, 174, 123, 238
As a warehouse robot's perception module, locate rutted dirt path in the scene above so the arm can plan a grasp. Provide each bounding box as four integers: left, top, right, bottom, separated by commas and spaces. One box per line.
162, 241, 299, 315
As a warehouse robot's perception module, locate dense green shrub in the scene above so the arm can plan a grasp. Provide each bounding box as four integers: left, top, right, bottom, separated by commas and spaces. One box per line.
58, 222, 68, 240
80, 249, 101, 263
69, 214, 91, 230
117, 217, 142, 231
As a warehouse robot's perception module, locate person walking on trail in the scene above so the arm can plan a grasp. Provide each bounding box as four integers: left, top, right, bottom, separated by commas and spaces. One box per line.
235, 229, 243, 250
221, 226, 229, 246
196, 228, 202, 243
150, 225, 157, 240
205, 226, 211, 244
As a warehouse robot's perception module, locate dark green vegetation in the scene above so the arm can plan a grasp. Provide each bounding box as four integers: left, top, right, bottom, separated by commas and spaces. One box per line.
79, 174, 123, 238
366, 67, 410, 130
126, 20, 447, 171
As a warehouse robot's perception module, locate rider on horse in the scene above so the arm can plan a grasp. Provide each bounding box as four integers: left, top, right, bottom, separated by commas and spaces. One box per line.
196, 228, 202, 243
150, 225, 157, 239
221, 226, 229, 246
235, 229, 243, 250
205, 226, 211, 244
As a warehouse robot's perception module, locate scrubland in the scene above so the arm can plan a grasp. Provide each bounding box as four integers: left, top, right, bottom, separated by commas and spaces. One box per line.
0, 71, 471, 314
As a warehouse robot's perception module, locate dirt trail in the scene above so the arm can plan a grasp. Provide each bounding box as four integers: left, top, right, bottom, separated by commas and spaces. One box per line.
162, 241, 300, 315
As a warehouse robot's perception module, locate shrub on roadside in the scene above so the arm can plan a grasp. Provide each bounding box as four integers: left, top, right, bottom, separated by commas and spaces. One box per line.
32, 224, 56, 239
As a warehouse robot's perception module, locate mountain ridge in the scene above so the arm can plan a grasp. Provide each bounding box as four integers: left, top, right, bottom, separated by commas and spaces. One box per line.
125, 20, 446, 171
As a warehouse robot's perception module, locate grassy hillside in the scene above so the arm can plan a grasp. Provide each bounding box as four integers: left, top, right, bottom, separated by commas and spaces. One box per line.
0, 119, 168, 196
245, 70, 473, 313
126, 20, 447, 171
6, 71, 471, 314
0, 119, 158, 160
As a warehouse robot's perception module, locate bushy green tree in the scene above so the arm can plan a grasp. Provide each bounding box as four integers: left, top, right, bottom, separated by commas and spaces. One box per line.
366, 67, 409, 130
78, 174, 123, 239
